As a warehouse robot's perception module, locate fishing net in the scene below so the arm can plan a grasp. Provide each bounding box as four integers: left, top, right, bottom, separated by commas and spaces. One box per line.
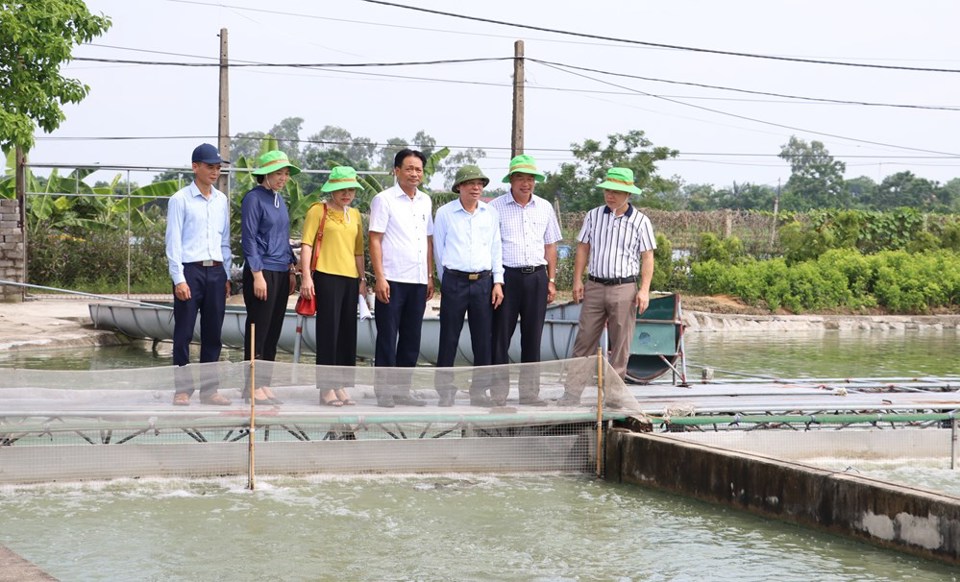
0, 357, 639, 484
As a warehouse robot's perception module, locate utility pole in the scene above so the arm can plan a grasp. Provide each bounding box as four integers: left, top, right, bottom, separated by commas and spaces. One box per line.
217, 28, 230, 195
771, 178, 781, 248
15, 146, 26, 301
511, 40, 525, 158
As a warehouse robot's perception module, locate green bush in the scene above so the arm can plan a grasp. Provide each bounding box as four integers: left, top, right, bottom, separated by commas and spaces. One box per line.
29, 223, 169, 293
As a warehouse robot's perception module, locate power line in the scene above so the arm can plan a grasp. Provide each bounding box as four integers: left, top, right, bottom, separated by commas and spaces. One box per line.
360, 0, 960, 74
529, 59, 960, 112
73, 48, 959, 111
537, 61, 960, 157
73, 56, 513, 68
32, 135, 960, 161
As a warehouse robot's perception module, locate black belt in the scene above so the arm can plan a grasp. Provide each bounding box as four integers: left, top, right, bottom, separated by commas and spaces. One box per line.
504, 265, 545, 274
186, 260, 222, 267
588, 275, 637, 286
445, 269, 492, 281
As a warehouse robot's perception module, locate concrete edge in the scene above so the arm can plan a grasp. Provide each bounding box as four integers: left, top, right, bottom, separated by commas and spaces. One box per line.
605, 428, 960, 566
0, 545, 57, 581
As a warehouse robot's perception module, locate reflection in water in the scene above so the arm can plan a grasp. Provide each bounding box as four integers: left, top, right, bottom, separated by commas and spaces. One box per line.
1, 475, 956, 581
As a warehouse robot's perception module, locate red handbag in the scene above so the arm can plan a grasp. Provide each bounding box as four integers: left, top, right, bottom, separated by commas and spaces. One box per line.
295, 203, 327, 316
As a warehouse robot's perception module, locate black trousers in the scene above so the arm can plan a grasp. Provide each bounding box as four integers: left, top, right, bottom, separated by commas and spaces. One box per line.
491, 267, 548, 398
242, 266, 290, 392
314, 271, 359, 390
435, 272, 494, 397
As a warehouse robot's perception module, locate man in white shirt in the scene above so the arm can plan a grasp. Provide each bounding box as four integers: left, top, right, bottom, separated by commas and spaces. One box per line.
368, 149, 434, 407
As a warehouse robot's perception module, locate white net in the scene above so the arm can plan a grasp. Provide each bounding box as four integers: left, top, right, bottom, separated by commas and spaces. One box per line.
0, 357, 639, 484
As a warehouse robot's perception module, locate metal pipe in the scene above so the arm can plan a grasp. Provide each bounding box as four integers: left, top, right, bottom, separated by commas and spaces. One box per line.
952, 417, 957, 470
0, 280, 170, 308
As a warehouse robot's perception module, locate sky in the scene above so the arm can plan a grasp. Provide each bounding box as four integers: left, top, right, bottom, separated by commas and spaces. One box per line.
24, 0, 960, 191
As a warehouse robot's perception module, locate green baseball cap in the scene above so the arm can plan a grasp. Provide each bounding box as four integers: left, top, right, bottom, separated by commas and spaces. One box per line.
501, 154, 545, 183
251, 150, 301, 176
452, 165, 490, 193
597, 167, 642, 195
321, 166, 364, 193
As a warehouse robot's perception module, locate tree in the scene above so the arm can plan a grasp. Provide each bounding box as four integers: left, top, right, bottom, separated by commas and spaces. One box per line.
871, 171, 942, 211
539, 130, 678, 211
778, 136, 848, 210
0, 1, 111, 151
844, 175, 877, 209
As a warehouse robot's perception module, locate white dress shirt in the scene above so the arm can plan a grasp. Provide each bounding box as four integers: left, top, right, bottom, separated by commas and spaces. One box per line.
368, 184, 434, 285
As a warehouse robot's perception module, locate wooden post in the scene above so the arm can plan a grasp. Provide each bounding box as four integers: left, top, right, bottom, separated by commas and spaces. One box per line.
596, 346, 604, 478
247, 323, 256, 491
217, 28, 231, 195
511, 40, 525, 158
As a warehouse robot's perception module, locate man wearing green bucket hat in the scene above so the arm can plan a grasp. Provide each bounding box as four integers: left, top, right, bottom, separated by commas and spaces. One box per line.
560, 167, 656, 406
240, 149, 301, 405
432, 165, 504, 407
489, 154, 562, 406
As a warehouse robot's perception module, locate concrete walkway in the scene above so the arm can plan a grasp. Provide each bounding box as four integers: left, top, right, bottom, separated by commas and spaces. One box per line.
0, 545, 56, 581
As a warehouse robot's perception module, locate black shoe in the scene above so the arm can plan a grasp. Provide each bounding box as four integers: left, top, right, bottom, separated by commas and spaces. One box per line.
470, 395, 494, 407
393, 394, 427, 407
376, 395, 396, 408
438, 390, 456, 407
519, 397, 548, 407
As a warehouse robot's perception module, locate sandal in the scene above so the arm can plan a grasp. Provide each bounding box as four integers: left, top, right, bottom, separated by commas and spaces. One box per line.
173, 392, 190, 406
335, 389, 356, 406
321, 390, 344, 407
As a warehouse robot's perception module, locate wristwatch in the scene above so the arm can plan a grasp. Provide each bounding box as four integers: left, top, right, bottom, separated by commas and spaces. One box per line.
548, 278, 556, 283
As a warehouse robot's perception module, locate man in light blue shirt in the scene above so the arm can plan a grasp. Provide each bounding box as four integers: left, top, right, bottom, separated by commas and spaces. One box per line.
164, 143, 232, 406
432, 165, 504, 407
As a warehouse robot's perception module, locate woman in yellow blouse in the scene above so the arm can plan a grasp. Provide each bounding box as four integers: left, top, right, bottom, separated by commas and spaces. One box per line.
299, 166, 367, 406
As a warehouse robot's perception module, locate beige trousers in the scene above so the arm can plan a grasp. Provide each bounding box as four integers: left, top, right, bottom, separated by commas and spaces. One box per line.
565, 280, 637, 398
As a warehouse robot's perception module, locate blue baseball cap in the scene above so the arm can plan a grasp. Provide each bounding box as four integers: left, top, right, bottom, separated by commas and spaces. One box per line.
192, 143, 228, 164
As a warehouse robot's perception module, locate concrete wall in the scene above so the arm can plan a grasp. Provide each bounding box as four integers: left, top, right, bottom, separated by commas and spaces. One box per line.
605, 429, 960, 566
0, 198, 24, 303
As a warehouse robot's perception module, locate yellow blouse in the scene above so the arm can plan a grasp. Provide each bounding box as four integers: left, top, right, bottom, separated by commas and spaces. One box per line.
301, 203, 364, 277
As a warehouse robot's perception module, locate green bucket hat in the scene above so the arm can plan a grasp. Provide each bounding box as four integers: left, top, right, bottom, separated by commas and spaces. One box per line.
452, 165, 490, 193
251, 150, 301, 176
321, 166, 363, 193
597, 167, 642, 195
501, 154, 545, 183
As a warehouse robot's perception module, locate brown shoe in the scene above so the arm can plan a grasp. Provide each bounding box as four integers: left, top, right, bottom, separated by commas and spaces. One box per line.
173, 392, 191, 406
200, 393, 231, 406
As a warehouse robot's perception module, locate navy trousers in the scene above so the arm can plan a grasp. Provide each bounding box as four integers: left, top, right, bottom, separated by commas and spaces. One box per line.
172, 263, 226, 396
374, 281, 426, 398
435, 272, 494, 397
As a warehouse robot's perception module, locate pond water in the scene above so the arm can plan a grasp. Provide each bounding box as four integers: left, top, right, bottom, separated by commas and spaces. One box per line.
1, 329, 958, 580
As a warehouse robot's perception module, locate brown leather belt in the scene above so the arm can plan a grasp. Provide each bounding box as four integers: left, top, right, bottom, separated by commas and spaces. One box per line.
186, 260, 222, 267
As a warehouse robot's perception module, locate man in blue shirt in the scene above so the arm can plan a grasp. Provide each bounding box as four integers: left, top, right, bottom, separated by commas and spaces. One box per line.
432, 165, 504, 406
165, 143, 232, 406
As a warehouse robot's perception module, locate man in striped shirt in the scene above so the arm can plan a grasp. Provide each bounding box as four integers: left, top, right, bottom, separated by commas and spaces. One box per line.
489, 154, 562, 406
560, 168, 656, 406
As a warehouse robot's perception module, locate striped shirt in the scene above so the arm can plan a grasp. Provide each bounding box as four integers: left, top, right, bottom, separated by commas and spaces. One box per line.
489, 192, 561, 268
577, 204, 656, 279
